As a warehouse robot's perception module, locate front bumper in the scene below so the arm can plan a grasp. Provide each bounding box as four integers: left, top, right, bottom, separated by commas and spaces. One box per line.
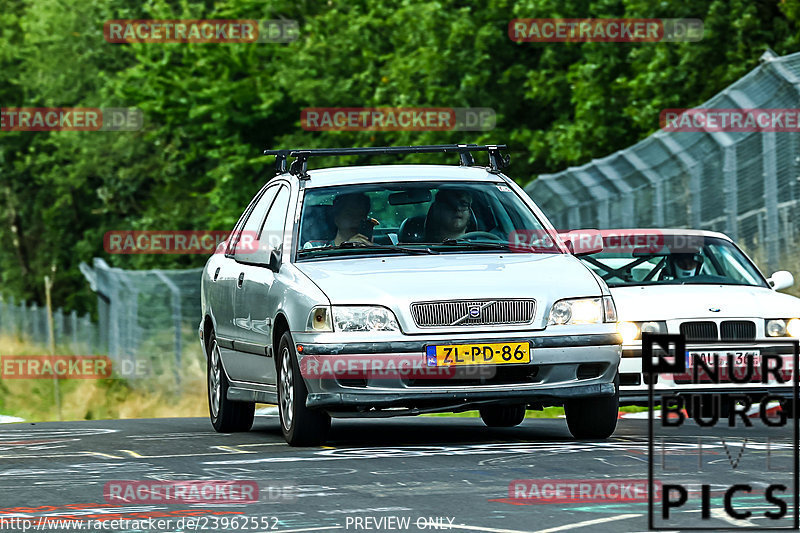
619, 342, 797, 404
292, 332, 621, 413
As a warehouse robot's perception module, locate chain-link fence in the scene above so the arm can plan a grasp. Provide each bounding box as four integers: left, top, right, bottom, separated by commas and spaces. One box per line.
0, 295, 98, 354
526, 49, 800, 278
75, 258, 205, 389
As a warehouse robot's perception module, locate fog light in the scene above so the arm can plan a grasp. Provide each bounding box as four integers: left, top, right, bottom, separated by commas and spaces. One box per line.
787, 318, 800, 337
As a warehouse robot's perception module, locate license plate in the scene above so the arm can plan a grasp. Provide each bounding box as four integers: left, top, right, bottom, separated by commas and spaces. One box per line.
685, 350, 761, 368
426, 342, 530, 366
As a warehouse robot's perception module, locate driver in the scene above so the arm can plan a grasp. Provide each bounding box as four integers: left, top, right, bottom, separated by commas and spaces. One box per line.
331, 192, 374, 245
670, 252, 703, 278
424, 189, 473, 242
302, 192, 373, 248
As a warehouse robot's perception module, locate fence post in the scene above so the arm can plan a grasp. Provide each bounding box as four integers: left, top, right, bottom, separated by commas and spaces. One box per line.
31, 302, 40, 345
70, 309, 78, 354
762, 130, 780, 273
155, 270, 182, 388
20, 300, 27, 343
723, 145, 739, 241
81, 314, 93, 354
55, 307, 64, 347
44, 274, 62, 421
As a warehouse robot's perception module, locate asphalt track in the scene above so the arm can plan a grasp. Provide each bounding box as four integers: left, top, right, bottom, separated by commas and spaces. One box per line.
0, 414, 796, 532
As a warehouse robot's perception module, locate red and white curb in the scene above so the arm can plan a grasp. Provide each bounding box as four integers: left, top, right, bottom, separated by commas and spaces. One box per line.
619, 402, 785, 419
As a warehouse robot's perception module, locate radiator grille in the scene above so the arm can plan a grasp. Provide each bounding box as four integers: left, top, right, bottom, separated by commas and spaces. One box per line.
721, 320, 756, 340
410, 299, 535, 327
679, 321, 718, 340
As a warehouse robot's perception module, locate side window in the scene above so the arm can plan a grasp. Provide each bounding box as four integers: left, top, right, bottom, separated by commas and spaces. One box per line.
251, 186, 290, 264
232, 185, 279, 258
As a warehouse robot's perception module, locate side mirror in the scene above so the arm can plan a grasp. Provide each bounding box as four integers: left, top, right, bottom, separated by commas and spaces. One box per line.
768, 270, 794, 291
561, 230, 604, 256
268, 249, 282, 273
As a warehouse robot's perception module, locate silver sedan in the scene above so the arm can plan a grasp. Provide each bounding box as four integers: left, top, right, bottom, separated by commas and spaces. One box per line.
200, 146, 621, 445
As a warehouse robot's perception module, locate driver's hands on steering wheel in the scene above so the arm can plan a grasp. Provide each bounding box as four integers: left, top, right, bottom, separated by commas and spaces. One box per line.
458, 231, 505, 241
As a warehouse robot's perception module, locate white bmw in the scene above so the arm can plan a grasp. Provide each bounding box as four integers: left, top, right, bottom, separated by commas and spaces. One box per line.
576, 229, 799, 405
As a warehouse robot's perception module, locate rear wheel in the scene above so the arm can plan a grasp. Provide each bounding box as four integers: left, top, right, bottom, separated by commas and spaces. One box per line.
278, 331, 331, 446
207, 332, 254, 432
479, 404, 527, 427
565, 375, 619, 439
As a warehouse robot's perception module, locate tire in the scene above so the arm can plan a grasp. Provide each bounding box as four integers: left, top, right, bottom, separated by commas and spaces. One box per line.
565, 374, 619, 439
479, 404, 527, 427
277, 331, 331, 446
207, 332, 254, 433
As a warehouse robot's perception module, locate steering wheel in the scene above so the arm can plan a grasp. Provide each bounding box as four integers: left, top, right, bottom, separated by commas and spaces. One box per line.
459, 231, 505, 241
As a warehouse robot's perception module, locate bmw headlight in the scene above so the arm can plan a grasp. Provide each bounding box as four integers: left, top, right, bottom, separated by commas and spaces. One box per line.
616, 321, 667, 343
766, 318, 800, 337
332, 306, 400, 332
548, 296, 617, 325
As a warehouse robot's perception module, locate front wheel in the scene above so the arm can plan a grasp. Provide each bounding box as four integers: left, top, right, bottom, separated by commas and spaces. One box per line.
479, 404, 527, 427
564, 375, 619, 439
207, 332, 254, 432
278, 331, 331, 446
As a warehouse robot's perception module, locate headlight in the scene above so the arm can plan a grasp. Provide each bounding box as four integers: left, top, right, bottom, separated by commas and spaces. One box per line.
616, 320, 667, 343
766, 319, 787, 337
306, 306, 332, 332
332, 306, 400, 332
618, 321, 640, 344
548, 297, 616, 325
767, 318, 800, 337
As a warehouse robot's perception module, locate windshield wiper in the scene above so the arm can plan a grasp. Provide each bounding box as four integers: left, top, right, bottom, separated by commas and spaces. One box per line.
438, 239, 512, 250
301, 242, 438, 255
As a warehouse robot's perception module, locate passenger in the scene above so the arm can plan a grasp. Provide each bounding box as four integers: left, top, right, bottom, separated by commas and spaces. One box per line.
424, 189, 473, 242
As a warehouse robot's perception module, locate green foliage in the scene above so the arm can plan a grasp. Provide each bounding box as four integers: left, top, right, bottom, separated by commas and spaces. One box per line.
1, 0, 799, 312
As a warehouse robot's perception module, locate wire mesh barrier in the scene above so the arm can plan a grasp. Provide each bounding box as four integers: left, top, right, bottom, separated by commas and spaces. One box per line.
0, 296, 98, 354
74, 258, 206, 390
525, 50, 800, 278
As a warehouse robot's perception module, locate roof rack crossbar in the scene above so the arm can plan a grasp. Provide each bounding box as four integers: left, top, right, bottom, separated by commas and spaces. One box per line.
263, 144, 509, 177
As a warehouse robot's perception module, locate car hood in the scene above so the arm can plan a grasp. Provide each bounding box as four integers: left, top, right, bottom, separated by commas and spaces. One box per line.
295, 253, 603, 330
610, 284, 800, 321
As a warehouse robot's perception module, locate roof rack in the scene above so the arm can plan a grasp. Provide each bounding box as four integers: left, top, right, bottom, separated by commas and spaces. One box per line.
262, 144, 510, 179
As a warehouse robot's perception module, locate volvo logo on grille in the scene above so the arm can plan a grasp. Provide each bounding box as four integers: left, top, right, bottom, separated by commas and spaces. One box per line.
468, 306, 481, 318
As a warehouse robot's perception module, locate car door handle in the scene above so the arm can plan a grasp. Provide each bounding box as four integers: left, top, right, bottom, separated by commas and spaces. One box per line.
213, 267, 220, 281
237, 272, 244, 288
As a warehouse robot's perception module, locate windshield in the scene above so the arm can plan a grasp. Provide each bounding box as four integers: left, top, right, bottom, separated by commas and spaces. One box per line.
579, 235, 768, 288
295, 181, 563, 259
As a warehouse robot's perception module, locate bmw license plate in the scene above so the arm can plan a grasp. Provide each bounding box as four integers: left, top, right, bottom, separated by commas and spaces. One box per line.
426, 342, 530, 367
685, 350, 761, 368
